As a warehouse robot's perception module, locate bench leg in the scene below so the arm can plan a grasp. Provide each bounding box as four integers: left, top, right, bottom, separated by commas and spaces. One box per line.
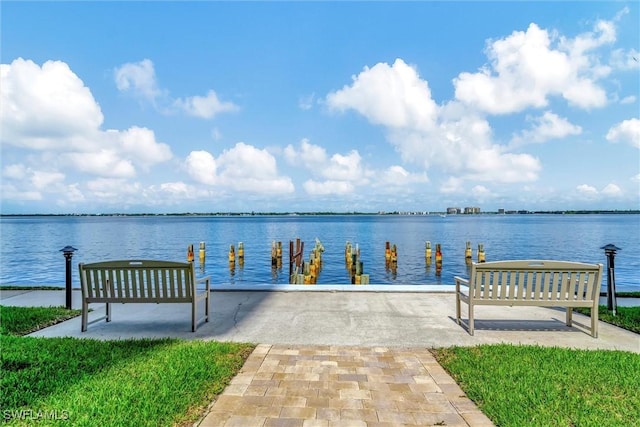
468, 303, 474, 336
566, 307, 573, 327
205, 290, 210, 323
192, 301, 197, 332
455, 293, 461, 325
106, 302, 111, 323
81, 300, 88, 332
591, 303, 598, 338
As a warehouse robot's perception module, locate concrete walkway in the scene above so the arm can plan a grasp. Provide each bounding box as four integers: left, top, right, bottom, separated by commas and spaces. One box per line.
2, 289, 638, 426
3, 289, 638, 353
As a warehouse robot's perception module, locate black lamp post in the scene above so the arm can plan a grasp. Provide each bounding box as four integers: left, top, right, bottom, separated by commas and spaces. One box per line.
600, 244, 621, 316
60, 246, 77, 310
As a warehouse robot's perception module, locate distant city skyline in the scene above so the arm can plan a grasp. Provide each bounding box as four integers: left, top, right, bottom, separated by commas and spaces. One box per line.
1, 2, 639, 214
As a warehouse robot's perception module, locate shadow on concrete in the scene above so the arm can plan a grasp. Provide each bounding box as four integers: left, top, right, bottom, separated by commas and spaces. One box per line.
448, 315, 595, 336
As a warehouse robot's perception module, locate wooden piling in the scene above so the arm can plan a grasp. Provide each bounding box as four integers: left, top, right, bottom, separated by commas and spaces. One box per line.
477, 243, 486, 263
425, 241, 432, 264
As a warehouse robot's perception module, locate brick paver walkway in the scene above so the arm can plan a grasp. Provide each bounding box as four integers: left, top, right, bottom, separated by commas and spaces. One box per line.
198, 344, 494, 427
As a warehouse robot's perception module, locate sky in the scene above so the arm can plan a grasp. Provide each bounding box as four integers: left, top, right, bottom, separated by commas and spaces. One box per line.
1, 1, 639, 214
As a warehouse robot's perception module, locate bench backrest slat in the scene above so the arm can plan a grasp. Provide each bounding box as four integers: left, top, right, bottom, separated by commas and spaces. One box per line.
468, 260, 602, 302
80, 260, 196, 301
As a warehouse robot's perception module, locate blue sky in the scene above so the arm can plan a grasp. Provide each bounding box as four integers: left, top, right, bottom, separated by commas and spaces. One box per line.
1, 1, 639, 214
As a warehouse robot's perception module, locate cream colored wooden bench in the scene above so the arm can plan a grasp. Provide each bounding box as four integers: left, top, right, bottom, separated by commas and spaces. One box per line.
79, 260, 210, 332
455, 260, 602, 337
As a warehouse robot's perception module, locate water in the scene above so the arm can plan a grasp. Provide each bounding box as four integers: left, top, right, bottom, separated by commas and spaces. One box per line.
1, 214, 638, 292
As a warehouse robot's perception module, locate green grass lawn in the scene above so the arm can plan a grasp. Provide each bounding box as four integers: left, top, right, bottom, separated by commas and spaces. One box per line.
433, 304, 640, 426
575, 305, 640, 334
0, 305, 255, 426
433, 344, 640, 427
0, 305, 82, 336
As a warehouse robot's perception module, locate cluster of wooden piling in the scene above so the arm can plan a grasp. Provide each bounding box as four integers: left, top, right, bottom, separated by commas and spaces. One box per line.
187, 242, 207, 273
288, 238, 325, 284
187, 242, 207, 264
424, 240, 486, 276
186, 239, 487, 283
384, 241, 398, 275
228, 242, 245, 269
345, 242, 370, 284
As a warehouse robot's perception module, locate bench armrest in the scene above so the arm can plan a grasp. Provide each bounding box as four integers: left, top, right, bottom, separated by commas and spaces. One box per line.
454, 276, 469, 292
196, 276, 211, 290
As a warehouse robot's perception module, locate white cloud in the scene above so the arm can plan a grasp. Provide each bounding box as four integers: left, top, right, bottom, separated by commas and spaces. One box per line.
61, 127, 172, 177
560, 79, 608, 109
472, 185, 491, 195
185, 150, 218, 185
286, 140, 429, 196
157, 182, 209, 199
284, 139, 372, 195
377, 166, 429, 187
31, 170, 65, 190
560, 19, 616, 57
606, 118, 640, 148
303, 180, 354, 195
324, 151, 365, 181
1, 165, 65, 193
327, 58, 438, 131
173, 90, 239, 119
1, 58, 174, 205
185, 143, 294, 194
1, 58, 103, 149
454, 20, 613, 114
217, 143, 277, 179
2, 164, 28, 180
1, 164, 90, 206
284, 138, 328, 169
601, 183, 622, 196
65, 184, 85, 203
577, 184, 599, 196
114, 59, 237, 119
65, 150, 137, 178
117, 126, 173, 167
412, 115, 541, 181
440, 177, 464, 194
574, 183, 624, 200
511, 111, 582, 146
610, 48, 640, 70
620, 95, 636, 104
0, 183, 41, 201
114, 59, 162, 102
86, 178, 141, 200
326, 60, 542, 185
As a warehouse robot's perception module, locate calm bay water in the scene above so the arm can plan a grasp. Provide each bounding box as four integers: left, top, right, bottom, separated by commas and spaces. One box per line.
1, 214, 638, 292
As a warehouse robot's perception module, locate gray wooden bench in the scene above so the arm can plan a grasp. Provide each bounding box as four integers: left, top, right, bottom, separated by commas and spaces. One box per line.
455, 260, 602, 337
79, 260, 210, 332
